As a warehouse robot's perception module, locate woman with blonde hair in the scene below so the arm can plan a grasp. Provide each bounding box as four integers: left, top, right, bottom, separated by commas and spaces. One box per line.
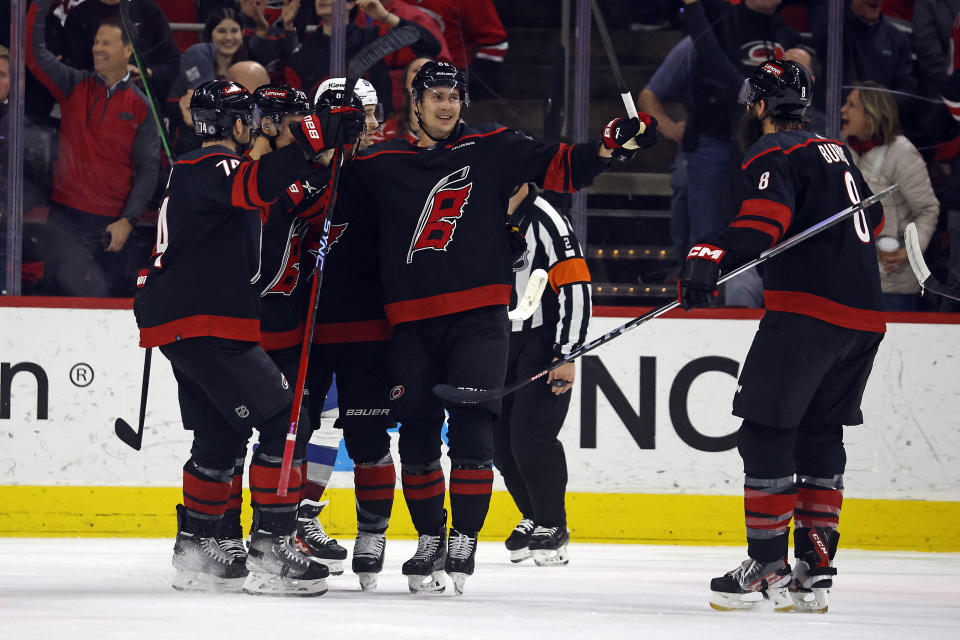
841, 81, 940, 310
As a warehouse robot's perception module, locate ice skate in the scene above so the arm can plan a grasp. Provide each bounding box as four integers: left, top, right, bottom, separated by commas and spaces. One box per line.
172, 505, 248, 593
709, 557, 793, 612
402, 516, 447, 594
790, 526, 838, 613
445, 529, 478, 595
504, 518, 536, 563
296, 499, 347, 575
352, 531, 386, 591
244, 530, 329, 597
528, 525, 570, 567
789, 558, 835, 613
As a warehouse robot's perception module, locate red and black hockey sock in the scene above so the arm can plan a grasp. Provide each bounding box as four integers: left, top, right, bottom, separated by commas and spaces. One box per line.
182, 460, 233, 536
217, 453, 246, 539
449, 460, 494, 534
249, 453, 303, 535
744, 474, 797, 562
354, 455, 396, 534
401, 459, 445, 534
794, 473, 843, 565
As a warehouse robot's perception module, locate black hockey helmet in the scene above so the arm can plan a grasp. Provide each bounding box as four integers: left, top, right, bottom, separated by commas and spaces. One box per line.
738, 59, 812, 120
190, 80, 254, 139
410, 60, 468, 105
314, 78, 365, 112
252, 84, 312, 127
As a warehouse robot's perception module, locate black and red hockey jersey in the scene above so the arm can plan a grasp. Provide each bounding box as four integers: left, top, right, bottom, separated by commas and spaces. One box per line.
258, 167, 332, 351
134, 143, 314, 347
310, 164, 390, 345
714, 130, 886, 333
342, 122, 610, 326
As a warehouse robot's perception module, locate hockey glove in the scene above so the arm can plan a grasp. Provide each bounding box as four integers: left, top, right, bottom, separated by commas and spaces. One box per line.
602, 113, 658, 162
678, 243, 728, 310
291, 108, 366, 161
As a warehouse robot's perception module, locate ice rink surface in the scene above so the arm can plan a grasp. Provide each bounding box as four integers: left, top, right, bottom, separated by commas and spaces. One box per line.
1, 538, 958, 640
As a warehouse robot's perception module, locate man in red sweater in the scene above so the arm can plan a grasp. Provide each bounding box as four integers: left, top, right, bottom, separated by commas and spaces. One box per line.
27, 0, 159, 296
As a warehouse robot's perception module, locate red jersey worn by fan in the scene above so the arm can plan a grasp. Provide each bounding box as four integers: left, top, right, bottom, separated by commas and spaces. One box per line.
412, 0, 508, 69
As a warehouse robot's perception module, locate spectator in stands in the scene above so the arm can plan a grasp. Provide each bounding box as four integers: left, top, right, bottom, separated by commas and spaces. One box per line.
227, 59, 272, 93
413, 0, 508, 100
842, 82, 941, 310
371, 55, 430, 143
637, 36, 693, 269
60, 0, 181, 107
811, 1, 916, 114
27, 0, 160, 297
681, 0, 797, 246
166, 8, 251, 156
914, 0, 960, 96
354, 0, 452, 110
284, 0, 439, 118
236, 0, 301, 76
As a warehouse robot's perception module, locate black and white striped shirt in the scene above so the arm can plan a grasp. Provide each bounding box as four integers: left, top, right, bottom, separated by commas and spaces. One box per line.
510, 188, 592, 356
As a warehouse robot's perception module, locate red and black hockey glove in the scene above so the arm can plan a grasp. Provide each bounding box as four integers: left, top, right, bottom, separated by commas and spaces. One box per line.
601, 113, 658, 162
290, 108, 365, 161
677, 243, 728, 310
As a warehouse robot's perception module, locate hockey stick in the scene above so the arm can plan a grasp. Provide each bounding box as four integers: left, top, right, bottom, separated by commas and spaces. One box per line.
111, 1, 174, 450
114, 347, 151, 450
905, 221, 960, 302
277, 24, 421, 496
589, 0, 640, 123
434, 184, 901, 405
508, 269, 549, 321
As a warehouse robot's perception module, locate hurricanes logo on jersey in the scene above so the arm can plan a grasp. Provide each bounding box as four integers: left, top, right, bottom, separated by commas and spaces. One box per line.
406, 166, 473, 263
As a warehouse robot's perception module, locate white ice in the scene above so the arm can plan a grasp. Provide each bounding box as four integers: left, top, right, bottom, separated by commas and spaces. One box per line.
1, 539, 958, 640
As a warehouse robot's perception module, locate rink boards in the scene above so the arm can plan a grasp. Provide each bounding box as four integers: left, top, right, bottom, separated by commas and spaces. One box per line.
1, 299, 958, 550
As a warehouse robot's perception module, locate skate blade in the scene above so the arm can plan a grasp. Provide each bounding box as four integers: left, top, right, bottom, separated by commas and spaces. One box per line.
509, 547, 532, 563
172, 570, 244, 594
449, 572, 468, 595
242, 571, 328, 597
709, 588, 793, 612
790, 588, 829, 613
358, 572, 379, 591
532, 546, 569, 567
311, 557, 344, 576
406, 571, 446, 594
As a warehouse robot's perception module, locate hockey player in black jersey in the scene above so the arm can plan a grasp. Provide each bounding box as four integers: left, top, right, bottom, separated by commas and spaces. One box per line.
134, 80, 364, 597
495, 182, 592, 567
677, 61, 885, 613
336, 60, 658, 594
299, 77, 399, 592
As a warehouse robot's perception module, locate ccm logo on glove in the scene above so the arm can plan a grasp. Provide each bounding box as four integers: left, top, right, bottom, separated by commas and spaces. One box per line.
686, 244, 726, 262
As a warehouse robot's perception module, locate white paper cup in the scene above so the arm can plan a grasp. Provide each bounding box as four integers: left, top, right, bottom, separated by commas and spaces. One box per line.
877, 236, 900, 252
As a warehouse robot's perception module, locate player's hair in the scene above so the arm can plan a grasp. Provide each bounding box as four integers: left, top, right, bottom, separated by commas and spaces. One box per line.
853, 81, 901, 144
0, 45, 9, 60
99, 15, 132, 46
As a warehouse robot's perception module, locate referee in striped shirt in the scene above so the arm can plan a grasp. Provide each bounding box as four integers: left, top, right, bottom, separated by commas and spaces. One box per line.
494, 182, 592, 565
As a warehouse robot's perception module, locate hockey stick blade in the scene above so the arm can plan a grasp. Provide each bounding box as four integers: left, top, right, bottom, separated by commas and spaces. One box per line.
434, 184, 900, 405
905, 221, 960, 302
114, 418, 142, 451
346, 25, 420, 85
508, 269, 548, 321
